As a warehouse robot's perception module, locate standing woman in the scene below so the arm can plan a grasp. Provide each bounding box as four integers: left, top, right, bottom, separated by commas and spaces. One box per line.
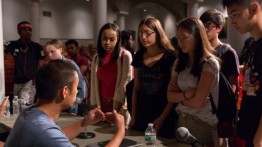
167, 17, 220, 146
90, 23, 133, 115
130, 17, 177, 138
45, 39, 86, 114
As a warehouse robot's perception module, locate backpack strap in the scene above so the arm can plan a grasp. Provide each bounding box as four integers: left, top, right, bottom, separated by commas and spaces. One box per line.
209, 72, 224, 116
204, 56, 218, 115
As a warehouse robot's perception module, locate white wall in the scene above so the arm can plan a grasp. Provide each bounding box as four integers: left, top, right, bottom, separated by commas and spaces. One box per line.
2, 0, 248, 52
3, 0, 30, 42
107, 6, 117, 24
126, 3, 177, 39
40, 0, 93, 40
0, 0, 5, 101
2, 0, 119, 46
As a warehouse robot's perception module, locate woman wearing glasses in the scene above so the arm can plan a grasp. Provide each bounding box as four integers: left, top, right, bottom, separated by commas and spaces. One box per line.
129, 17, 177, 138
167, 17, 220, 146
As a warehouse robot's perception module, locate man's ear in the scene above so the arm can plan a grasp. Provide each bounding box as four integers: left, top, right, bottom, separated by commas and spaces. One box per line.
60, 86, 69, 100
54, 86, 67, 103
217, 25, 223, 33
249, 2, 259, 16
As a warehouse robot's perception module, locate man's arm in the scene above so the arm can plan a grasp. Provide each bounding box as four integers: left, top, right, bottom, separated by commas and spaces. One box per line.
225, 48, 240, 93
254, 117, 262, 147
0, 96, 9, 118
229, 74, 239, 93
105, 110, 125, 147
79, 65, 88, 76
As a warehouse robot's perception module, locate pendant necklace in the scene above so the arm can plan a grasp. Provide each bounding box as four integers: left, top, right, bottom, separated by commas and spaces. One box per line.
20, 46, 29, 53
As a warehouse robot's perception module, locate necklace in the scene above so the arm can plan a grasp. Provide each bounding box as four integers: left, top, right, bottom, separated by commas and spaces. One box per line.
20, 46, 29, 53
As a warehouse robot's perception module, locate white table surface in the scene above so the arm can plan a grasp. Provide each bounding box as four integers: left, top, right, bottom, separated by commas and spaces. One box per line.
0, 113, 189, 147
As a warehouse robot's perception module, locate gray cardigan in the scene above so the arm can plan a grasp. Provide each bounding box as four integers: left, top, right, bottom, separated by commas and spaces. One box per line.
90, 49, 133, 109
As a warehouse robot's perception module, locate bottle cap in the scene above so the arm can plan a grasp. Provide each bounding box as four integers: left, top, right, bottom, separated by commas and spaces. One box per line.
14, 96, 18, 99
148, 123, 153, 127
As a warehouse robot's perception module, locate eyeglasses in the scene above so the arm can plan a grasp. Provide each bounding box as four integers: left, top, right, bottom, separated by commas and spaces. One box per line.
204, 24, 217, 30
177, 36, 190, 43
138, 31, 155, 38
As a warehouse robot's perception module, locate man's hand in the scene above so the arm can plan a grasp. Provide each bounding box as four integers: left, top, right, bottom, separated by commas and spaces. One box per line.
113, 100, 122, 112
0, 96, 9, 117
153, 117, 164, 135
104, 110, 125, 147
81, 106, 105, 127
105, 110, 125, 131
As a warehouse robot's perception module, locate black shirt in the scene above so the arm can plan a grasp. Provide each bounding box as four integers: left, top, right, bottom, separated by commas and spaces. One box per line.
5, 39, 44, 83
131, 49, 177, 138
237, 39, 262, 142
214, 43, 239, 80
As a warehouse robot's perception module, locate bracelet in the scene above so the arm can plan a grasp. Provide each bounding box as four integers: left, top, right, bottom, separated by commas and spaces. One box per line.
183, 91, 192, 100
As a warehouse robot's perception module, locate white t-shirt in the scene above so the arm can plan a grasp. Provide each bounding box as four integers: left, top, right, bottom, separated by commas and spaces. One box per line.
172, 57, 220, 127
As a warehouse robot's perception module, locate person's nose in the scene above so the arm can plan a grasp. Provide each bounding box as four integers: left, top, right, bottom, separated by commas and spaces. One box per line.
47, 52, 52, 58
105, 39, 110, 45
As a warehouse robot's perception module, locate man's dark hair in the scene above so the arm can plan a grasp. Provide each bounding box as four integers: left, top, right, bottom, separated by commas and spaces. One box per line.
222, 0, 262, 8
35, 59, 77, 101
120, 30, 132, 45
17, 21, 31, 28
65, 39, 79, 48
200, 9, 225, 26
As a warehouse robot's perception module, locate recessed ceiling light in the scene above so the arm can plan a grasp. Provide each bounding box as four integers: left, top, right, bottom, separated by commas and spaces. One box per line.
144, 9, 147, 12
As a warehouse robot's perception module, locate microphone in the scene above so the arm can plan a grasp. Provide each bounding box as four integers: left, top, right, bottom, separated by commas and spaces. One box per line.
175, 127, 204, 147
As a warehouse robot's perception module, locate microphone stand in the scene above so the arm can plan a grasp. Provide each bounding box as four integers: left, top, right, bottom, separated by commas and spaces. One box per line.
76, 97, 96, 139
77, 127, 96, 139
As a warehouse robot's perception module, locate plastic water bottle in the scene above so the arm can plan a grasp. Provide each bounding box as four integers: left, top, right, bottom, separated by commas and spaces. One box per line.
18, 99, 27, 112
13, 96, 20, 115
145, 123, 156, 147
4, 100, 10, 117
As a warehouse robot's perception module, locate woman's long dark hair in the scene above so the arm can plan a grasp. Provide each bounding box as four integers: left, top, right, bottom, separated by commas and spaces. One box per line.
97, 23, 121, 65
137, 17, 175, 52
176, 17, 215, 77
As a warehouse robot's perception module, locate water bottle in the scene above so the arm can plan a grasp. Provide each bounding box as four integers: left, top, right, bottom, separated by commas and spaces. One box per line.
18, 99, 27, 112
13, 96, 20, 115
4, 100, 10, 117
145, 123, 156, 147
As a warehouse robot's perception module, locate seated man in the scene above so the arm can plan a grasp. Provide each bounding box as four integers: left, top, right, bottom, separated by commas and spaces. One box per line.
4, 60, 125, 147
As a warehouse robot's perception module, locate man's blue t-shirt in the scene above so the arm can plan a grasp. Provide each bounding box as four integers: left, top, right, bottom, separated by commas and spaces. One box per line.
4, 107, 74, 147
